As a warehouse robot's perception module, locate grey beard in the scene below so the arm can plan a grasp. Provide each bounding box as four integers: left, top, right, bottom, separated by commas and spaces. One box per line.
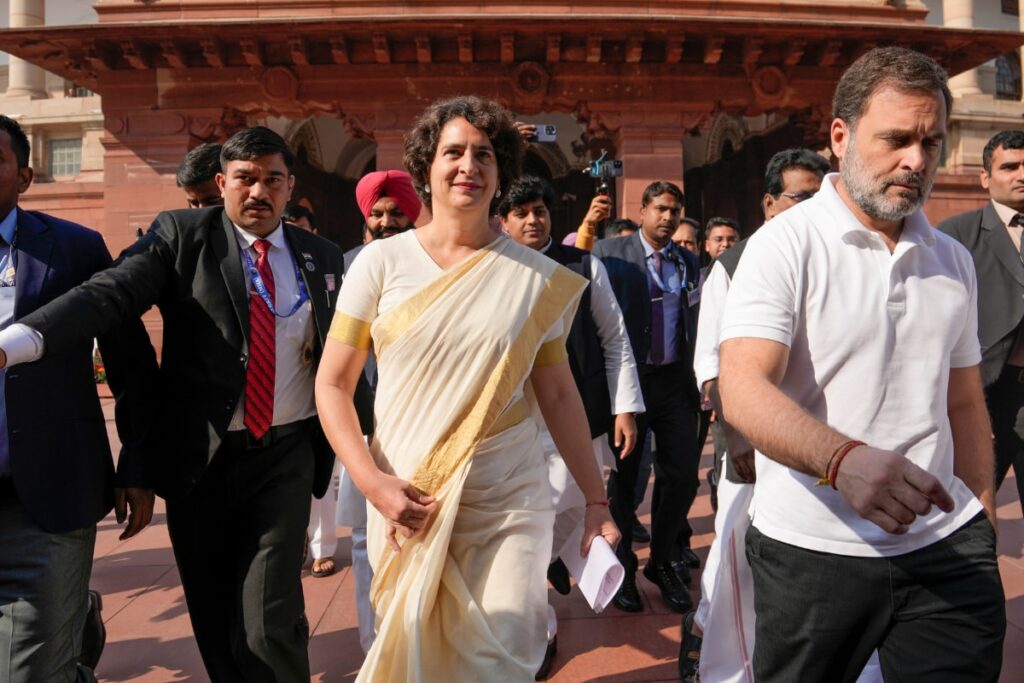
841, 135, 933, 223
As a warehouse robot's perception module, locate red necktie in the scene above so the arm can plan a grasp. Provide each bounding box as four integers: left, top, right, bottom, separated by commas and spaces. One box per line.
244, 239, 276, 439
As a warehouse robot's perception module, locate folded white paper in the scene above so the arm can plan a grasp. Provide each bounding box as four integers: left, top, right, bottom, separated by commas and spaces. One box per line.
558, 522, 625, 614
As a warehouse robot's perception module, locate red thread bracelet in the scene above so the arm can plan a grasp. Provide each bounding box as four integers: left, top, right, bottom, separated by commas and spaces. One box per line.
829, 440, 866, 490
586, 499, 610, 507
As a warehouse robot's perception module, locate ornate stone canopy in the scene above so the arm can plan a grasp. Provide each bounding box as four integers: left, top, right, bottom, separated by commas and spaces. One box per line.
1, 14, 1020, 125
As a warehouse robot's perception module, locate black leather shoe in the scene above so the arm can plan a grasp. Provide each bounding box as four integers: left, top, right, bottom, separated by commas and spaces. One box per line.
680, 547, 701, 569
80, 589, 106, 671
632, 518, 651, 544
678, 609, 702, 682
535, 636, 557, 680
670, 559, 693, 586
547, 557, 571, 596
643, 561, 693, 613
611, 573, 643, 613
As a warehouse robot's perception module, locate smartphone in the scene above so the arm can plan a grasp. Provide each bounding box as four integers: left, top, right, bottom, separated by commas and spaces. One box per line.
534, 124, 557, 142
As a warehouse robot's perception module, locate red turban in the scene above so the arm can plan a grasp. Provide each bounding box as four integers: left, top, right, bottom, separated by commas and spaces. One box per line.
355, 170, 421, 224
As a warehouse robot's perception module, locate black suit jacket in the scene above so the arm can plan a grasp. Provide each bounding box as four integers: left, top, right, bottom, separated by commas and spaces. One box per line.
592, 233, 701, 391
938, 203, 1024, 386
7, 209, 157, 533
544, 241, 613, 438
19, 207, 343, 500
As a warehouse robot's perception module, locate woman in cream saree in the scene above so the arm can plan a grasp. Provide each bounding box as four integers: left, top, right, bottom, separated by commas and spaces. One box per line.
315, 97, 618, 682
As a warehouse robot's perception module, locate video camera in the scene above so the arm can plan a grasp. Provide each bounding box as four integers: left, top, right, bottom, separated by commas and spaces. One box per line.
586, 149, 624, 195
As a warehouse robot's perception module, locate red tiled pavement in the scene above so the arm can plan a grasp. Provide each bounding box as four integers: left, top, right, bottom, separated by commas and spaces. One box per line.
94, 398, 1024, 682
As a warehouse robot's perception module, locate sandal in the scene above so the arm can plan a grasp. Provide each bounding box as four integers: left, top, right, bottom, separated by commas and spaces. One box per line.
679, 609, 702, 682
311, 557, 336, 578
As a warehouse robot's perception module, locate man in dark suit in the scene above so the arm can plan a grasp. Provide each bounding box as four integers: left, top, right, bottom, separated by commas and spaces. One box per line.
939, 128, 1024, 514
176, 142, 224, 209
592, 181, 702, 614
0, 127, 342, 683
0, 115, 157, 682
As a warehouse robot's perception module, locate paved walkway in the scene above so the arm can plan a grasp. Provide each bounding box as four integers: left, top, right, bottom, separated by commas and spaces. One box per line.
92, 399, 1024, 682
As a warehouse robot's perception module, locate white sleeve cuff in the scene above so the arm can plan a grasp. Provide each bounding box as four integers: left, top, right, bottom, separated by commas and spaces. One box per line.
0, 323, 45, 366
612, 398, 646, 415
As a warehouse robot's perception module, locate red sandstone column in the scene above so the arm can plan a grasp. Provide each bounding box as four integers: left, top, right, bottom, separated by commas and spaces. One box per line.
374, 129, 405, 172
615, 127, 685, 221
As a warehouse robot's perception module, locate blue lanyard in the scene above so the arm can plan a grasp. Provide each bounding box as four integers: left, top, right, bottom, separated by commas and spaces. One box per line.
241, 245, 309, 318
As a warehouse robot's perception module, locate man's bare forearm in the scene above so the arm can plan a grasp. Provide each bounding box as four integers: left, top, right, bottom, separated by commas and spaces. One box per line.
706, 379, 751, 453
948, 366, 996, 521
719, 339, 850, 478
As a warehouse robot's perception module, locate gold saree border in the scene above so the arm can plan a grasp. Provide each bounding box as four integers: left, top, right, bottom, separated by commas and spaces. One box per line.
533, 336, 569, 368
369, 264, 586, 611
409, 264, 584, 495
327, 312, 372, 350
372, 247, 493, 359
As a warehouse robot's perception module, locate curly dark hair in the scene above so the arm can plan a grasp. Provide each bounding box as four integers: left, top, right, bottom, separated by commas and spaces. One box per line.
403, 96, 523, 211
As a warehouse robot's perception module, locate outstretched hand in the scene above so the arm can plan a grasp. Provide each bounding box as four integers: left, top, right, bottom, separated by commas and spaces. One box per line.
580, 504, 619, 557
835, 446, 954, 535
368, 473, 437, 552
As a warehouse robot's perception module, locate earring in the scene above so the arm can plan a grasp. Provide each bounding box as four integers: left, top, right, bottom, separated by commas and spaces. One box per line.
424, 184, 431, 194
495, 187, 502, 199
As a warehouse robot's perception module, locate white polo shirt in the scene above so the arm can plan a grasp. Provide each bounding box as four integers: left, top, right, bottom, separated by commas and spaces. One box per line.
720, 174, 982, 557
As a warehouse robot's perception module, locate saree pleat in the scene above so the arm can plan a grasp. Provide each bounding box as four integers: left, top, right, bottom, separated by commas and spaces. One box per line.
355, 237, 586, 682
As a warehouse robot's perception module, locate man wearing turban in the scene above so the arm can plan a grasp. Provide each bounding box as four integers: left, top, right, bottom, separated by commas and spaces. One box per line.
354, 170, 421, 240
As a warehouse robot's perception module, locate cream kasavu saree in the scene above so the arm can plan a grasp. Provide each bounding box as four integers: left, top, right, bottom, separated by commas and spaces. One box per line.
329, 232, 586, 682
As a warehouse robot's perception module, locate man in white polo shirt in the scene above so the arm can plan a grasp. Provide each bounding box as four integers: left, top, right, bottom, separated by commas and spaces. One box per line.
718, 47, 1005, 681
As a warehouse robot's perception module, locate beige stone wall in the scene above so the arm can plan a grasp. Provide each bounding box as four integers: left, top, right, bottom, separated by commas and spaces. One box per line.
915, 0, 1024, 221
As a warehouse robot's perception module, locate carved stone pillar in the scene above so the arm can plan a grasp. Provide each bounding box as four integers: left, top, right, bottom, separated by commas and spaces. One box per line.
374, 129, 406, 172
944, 0, 982, 96
615, 125, 685, 221
7, 0, 46, 98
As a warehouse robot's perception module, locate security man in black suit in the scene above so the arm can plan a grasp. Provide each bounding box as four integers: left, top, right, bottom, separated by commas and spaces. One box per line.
592, 180, 701, 614
0, 127, 343, 683
0, 115, 157, 683
939, 129, 1024, 514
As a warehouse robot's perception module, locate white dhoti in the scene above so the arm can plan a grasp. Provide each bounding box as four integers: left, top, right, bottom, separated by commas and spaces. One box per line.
543, 431, 609, 641
308, 461, 341, 561
337, 459, 375, 655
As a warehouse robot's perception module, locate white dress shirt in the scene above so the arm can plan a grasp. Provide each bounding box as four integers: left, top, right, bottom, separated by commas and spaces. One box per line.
693, 260, 730, 390
229, 222, 316, 430
639, 234, 683, 365
720, 174, 982, 558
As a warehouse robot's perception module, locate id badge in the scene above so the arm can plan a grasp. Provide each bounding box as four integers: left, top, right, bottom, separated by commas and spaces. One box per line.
0, 286, 16, 327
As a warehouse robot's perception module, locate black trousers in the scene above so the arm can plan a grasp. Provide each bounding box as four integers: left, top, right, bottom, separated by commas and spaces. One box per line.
166, 430, 315, 683
608, 362, 699, 569
747, 514, 1005, 683
985, 366, 1024, 514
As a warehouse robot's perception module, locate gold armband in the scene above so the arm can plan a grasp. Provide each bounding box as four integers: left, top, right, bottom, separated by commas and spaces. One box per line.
327, 312, 372, 350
